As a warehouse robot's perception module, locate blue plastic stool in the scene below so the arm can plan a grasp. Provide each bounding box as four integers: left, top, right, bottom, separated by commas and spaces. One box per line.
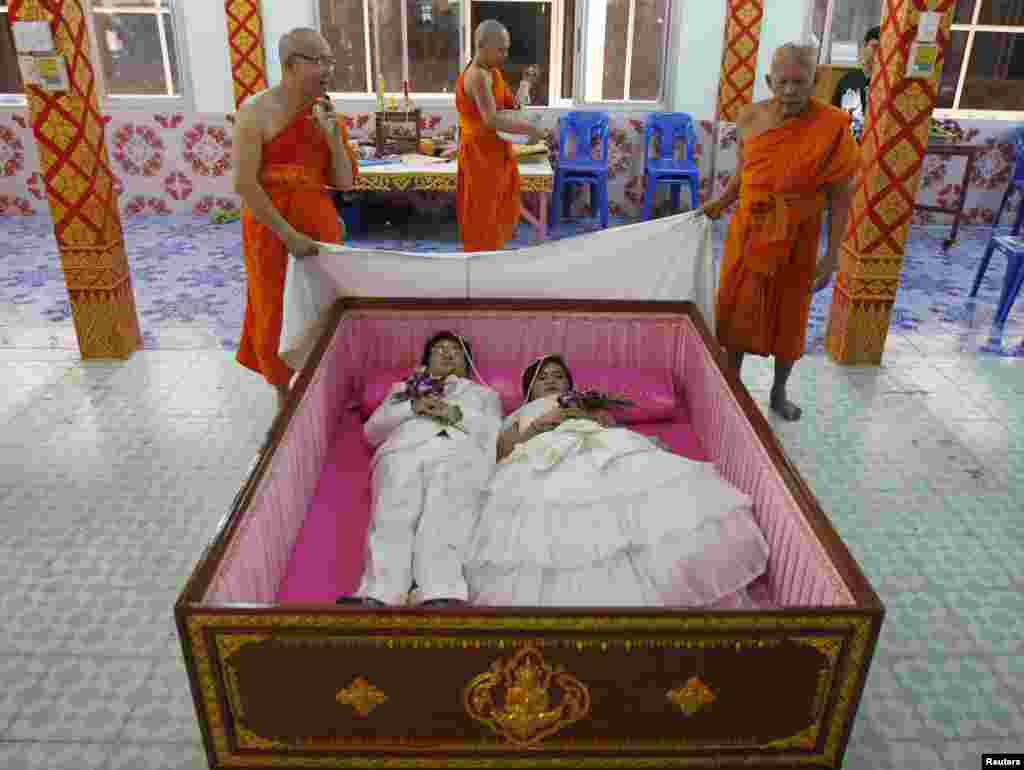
550, 111, 610, 229
641, 112, 700, 220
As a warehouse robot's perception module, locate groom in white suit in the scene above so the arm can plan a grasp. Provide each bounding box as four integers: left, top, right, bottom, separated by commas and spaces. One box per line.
338, 331, 502, 608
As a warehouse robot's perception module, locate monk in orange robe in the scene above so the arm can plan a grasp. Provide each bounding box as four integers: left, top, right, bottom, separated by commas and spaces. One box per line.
456, 20, 545, 252
702, 43, 859, 421
232, 28, 358, 411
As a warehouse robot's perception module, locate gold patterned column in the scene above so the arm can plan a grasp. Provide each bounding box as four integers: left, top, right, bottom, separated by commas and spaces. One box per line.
225, 0, 268, 109
826, 0, 955, 365
8, 0, 142, 359
716, 0, 765, 121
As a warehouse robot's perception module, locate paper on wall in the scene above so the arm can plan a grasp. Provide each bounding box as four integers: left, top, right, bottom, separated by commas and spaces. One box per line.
11, 21, 54, 53
18, 54, 70, 92
917, 12, 940, 43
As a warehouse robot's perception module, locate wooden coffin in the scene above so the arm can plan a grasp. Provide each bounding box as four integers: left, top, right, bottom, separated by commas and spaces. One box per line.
176, 299, 884, 769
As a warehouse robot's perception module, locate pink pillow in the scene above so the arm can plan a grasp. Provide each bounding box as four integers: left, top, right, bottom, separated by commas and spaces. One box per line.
358, 368, 411, 421
358, 366, 679, 425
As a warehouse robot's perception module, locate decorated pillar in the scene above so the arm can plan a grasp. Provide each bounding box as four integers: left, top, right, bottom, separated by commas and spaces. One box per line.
715, 0, 765, 121
826, 0, 955, 365
225, 0, 268, 109
9, 0, 142, 359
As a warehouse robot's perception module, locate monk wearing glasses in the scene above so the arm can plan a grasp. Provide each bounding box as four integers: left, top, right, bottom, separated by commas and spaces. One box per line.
232, 27, 359, 410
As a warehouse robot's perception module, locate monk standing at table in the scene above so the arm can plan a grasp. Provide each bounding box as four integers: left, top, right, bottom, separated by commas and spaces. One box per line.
233, 28, 358, 411
456, 20, 545, 252
701, 43, 859, 421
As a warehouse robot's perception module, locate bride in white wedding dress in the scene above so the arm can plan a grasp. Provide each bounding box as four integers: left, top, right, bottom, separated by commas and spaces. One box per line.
465, 355, 770, 608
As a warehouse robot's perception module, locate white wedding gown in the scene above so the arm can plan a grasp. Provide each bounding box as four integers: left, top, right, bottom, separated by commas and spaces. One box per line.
465, 396, 770, 607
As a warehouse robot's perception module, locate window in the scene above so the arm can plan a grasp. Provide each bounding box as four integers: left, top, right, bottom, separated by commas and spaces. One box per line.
936, 0, 1024, 116
317, 0, 670, 105
807, 0, 828, 61
0, 4, 25, 96
815, 0, 881, 64
91, 0, 182, 98
470, 1, 554, 105
581, 0, 670, 101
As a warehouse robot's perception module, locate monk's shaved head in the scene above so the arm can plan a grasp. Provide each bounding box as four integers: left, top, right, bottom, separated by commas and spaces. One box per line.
475, 19, 509, 49
765, 42, 817, 117
279, 27, 327, 67
771, 43, 817, 77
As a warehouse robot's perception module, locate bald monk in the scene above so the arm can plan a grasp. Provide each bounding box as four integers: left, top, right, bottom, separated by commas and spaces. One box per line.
701, 43, 859, 421
456, 20, 545, 251
233, 28, 358, 411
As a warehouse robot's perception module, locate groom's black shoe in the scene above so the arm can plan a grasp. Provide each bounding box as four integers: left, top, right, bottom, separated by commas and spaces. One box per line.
417, 598, 467, 608
335, 596, 387, 608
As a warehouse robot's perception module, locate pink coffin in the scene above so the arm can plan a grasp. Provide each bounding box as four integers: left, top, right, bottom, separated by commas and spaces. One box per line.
177, 300, 884, 770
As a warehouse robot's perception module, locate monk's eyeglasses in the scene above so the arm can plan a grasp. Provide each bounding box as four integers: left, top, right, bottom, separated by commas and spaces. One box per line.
292, 53, 336, 69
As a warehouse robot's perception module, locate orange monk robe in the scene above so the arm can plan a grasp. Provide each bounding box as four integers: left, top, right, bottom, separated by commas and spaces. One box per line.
236, 108, 359, 388
455, 66, 521, 252
716, 99, 859, 362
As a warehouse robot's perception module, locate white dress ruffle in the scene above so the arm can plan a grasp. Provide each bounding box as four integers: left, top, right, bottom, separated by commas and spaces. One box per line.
466, 399, 769, 607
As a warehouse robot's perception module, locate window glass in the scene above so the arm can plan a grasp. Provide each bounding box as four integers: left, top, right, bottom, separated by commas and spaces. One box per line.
94, 12, 170, 95
407, 0, 462, 93
958, 31, 1024, 111
0, 11, 25, 95
937, 29, 967, 109
628, 0, 668, 100
320, 0, 370, 92
978, 0, 1024, 27
471, 1, 552, 106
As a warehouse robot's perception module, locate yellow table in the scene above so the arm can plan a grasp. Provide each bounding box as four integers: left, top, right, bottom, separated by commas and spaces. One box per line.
353, 156, 555, 241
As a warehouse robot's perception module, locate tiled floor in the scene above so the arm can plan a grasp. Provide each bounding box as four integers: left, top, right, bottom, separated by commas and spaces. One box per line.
1, 214, 1022, 768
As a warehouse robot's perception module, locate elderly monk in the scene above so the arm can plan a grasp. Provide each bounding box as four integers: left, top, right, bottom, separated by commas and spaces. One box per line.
233, 28, 358, 411
701, 43, 859, 421
456, 20, 545, 252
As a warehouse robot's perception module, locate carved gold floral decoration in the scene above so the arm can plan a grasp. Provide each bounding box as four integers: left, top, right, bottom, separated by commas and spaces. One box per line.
667, 676, 716, 716
464, 644, 590, 747
336, 677, 388, 717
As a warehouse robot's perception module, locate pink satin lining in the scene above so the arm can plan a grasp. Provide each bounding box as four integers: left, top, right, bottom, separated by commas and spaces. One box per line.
203, 310, 856, 610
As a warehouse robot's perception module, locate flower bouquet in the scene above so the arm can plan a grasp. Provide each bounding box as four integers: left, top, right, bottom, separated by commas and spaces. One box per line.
391, 368, 465, 433
556, 389, 635, 411
391, 368, 446, 403
526, 390, 634, 437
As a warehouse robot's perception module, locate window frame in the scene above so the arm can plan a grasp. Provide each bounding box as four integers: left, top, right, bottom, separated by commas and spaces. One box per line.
933, 0, 1024, 120
817, 0, 1023, 120
317, 0, 672, 110
0, 2, 27, 104
85, 0, 193, 112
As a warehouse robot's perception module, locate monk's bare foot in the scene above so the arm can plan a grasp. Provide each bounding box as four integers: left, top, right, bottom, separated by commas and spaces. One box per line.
770, 390, 802, 421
